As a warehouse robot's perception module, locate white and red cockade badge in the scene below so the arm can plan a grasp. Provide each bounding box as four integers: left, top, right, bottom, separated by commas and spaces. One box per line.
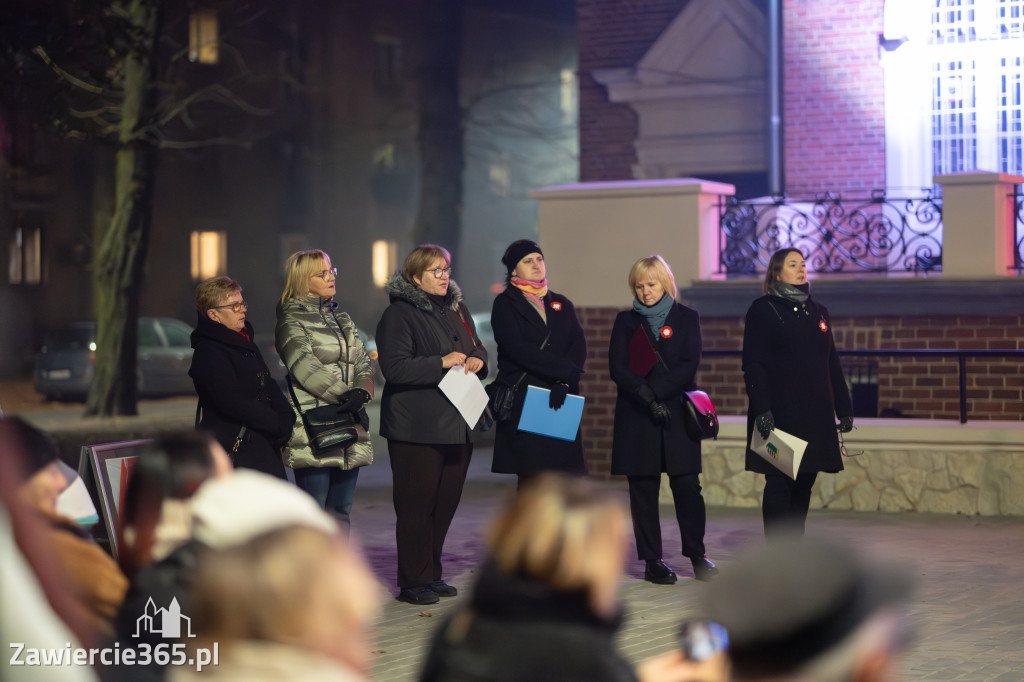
660, 326, 673, 338
819, 319, 829, 332
551, 301, 562, 311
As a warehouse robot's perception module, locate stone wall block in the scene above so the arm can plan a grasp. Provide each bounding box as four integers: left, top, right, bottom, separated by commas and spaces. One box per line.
982, 455, 1024, 515
878, 488, 915, 512
948, 452, 986, 488
893, 466, 929, 503
919, 487, 978, 515
850, 481, 883, 511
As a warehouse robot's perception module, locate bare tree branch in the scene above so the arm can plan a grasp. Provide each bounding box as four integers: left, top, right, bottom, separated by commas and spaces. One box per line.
32, 46, 106, 94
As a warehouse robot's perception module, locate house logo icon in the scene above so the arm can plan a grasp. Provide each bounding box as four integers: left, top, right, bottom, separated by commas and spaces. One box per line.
133, 597, 196, 639
766, 442, 778, 460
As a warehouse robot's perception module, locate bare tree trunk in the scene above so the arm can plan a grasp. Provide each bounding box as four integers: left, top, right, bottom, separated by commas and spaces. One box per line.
85, 0, 161, 416
412, 0, 464, 263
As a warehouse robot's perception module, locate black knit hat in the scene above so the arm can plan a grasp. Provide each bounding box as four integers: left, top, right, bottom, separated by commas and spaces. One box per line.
501, 239, 543, 276
0, 416, 59, 477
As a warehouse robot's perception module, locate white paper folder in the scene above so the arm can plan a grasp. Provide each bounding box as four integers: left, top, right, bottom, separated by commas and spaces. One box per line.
517, 385, 585, 441
750, 428, 808, 479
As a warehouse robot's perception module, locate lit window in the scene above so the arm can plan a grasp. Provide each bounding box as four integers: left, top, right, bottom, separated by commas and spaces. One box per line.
190, 231, 226, 281
372, 240, 397, 288
8, 226, 42, 284
189, 9, 219, 65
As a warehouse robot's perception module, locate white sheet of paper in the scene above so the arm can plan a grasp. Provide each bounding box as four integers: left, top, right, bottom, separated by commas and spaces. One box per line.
750, 428, 809, 480
438, 365, 490, 428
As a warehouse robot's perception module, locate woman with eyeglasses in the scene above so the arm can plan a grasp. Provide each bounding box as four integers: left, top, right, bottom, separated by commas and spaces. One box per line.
742, 248, 854, 540
190, 276, 295, 479
376, 244, 488, 605
276, 250, 376, 529
490, 239, 587, 485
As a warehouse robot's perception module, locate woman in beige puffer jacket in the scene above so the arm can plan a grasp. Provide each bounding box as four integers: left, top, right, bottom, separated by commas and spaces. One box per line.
276, 249, 375, 529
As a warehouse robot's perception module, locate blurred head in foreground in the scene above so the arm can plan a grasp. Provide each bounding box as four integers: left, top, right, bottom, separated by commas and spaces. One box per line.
701, 539, 914, 682
186, 471, 381, 677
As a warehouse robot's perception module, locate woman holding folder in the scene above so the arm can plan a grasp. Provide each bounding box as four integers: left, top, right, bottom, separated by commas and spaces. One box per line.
609, 255, 718, 584
376, 244, 488, 605
742, 248, 854, 540
490, 239, 588, 485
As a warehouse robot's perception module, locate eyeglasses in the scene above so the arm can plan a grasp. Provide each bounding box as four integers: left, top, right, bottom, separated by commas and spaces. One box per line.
838, 427, 864, 458
425, 267, 452, 278
212, 300, 248, 313
313, 267, 338, 280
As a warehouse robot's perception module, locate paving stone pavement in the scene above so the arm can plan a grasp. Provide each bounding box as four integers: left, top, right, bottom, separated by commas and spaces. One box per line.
353, 448, 1024, 682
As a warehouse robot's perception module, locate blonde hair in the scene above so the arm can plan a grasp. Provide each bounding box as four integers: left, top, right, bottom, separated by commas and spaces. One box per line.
195, 277, 241, 314
280, 250, 331, 304
401, 244, 451, 285
628, 255, 676, 300
486, 473, 627, 594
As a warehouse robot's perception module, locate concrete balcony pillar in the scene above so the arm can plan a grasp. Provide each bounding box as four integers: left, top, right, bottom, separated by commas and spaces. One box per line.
529, 179, 736, 306
936, 171, 1024, 278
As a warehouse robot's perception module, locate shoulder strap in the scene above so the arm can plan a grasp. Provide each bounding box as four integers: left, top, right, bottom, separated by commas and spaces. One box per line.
639, 320, 669, 370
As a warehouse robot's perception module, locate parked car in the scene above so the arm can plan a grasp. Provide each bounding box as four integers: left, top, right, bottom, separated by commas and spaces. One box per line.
34, 318, 196, 401
470, 312, 498, 385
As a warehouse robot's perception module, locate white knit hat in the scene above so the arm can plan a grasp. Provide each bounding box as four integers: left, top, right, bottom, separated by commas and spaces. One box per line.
189, 470, 338, 549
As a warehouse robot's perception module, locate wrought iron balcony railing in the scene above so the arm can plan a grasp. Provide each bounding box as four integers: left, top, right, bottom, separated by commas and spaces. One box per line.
718, 190, 944, 276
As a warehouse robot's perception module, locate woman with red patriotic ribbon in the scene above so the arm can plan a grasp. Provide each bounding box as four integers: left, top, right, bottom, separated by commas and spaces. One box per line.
608, 255, 718, 584
490, 239, 588, 485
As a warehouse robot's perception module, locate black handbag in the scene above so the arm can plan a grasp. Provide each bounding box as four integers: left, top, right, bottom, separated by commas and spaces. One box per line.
485, 331, 550, 423
682, 390, 719, 441
287, 376, 358, 458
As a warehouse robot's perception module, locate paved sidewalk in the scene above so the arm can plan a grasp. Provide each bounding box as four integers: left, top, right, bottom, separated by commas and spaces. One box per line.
356, 448, 1024, 682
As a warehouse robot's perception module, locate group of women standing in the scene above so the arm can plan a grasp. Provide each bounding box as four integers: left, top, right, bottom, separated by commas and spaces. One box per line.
190, 240, 854, 604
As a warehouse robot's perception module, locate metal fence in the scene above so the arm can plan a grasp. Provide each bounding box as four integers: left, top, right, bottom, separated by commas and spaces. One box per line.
718, 190, 944, 276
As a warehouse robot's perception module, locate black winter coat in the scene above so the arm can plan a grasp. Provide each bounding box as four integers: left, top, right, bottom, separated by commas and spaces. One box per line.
490, 286, 587, 476
609, 303, 702, 476
742, 294, 853, 475
376, 275, 487, 445
419, 561, 639, 682
189, 316, 293, 478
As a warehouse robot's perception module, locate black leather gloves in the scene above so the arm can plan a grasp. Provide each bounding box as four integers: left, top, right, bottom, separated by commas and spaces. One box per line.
549, 382, 570, 410
838, 415, 855, 433
755, 410, 775, 439
336, 388, 371, 413
650, 401, 672, 428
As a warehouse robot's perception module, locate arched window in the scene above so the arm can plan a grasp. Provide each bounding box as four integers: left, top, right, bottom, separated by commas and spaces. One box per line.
884, 0, 1023, 190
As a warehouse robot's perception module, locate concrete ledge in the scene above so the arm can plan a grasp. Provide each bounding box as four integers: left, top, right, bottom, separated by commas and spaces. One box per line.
686, 417, 1024, 516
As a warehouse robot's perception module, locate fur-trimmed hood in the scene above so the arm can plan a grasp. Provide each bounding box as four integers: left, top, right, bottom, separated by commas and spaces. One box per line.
384, 272, 464, 312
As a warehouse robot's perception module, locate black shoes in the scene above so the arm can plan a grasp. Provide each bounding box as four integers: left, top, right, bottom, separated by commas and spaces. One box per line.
397, 585, 440, 605
691, 555, 719, 582
397, 580, 458, 604
430, 580, 458, 597
644, 559, 678, 585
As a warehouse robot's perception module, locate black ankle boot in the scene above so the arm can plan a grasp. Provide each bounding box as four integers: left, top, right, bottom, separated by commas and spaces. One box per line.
644, 559, 678, 585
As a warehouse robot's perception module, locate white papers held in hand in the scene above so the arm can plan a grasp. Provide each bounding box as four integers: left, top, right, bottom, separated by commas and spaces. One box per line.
750, 428, 808, 480
438, 365, 490, 428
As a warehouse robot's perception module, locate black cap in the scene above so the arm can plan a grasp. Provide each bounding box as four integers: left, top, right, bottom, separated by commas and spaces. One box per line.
701, 539, 913, 677
501, 239, 543, 276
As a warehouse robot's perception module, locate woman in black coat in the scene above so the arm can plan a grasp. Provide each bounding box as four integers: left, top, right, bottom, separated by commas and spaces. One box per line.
490, 239, 587, 482
189, 276, 294, 479
742, 248, 854, 539
609, 256, 717, 584
376, 244, 488, 606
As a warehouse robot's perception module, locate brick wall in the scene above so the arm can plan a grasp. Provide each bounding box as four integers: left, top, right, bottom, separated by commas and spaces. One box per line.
782, 0, 886, 195
577, 0, 691, 181
578, 306, 1024, 477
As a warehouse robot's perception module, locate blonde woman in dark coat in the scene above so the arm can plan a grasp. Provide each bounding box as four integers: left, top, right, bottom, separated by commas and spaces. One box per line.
276, 249, 375, 530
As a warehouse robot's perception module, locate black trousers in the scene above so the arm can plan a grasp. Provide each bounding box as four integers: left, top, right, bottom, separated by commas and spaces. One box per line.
388, 440, 472, 588
762, 470, 819, 540
627, 473, 707, 561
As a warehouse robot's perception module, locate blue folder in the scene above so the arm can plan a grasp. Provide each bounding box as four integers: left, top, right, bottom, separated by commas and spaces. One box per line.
517, 385, 585, 442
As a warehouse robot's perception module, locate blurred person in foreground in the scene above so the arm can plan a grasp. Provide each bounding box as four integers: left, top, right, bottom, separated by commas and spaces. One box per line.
419, 472, 704, 682
376, 244, 487, 605
490, 239, 587, 484
169, 470, 382, 682
190, 276, 294, 479
0, 416, 127, 641
277, 249, 376, 529
609, 255, 717, 584
700, 539, 914, 682
741, 248, 854, 539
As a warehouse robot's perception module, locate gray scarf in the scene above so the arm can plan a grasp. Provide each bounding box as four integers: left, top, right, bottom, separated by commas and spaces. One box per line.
768, 281, 810, 304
